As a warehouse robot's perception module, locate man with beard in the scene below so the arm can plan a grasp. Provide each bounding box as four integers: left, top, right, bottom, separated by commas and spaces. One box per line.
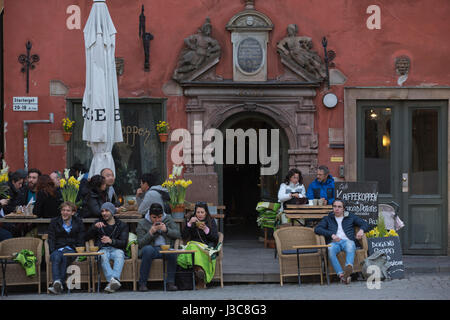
20, 168, 41, 205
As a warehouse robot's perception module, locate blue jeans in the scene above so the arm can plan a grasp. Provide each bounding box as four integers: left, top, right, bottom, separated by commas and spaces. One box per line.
0, 227, 12, 242
50, 248, 76, 283
139, 245, 177, 285
99, 247, 125, 282
328, 239, 356, 275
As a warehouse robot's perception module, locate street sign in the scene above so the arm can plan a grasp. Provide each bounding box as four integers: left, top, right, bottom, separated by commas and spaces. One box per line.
13, 97, 38, 111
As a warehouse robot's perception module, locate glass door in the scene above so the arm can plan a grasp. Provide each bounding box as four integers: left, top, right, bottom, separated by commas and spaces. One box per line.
358, 100, 447, 255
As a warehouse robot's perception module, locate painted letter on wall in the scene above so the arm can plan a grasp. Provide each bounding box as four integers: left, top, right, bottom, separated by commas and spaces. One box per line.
366, 5, 381, 30
66, 5, 81, 30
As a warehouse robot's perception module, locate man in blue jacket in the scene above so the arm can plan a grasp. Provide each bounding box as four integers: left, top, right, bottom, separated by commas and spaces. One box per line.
314, 199, 369, 284
306, 165, 335, 204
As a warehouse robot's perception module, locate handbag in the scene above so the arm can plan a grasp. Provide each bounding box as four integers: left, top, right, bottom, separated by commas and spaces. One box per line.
361, 251, 392, 281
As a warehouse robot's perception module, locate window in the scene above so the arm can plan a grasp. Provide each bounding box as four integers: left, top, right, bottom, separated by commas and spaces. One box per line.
67, 99, 166, 197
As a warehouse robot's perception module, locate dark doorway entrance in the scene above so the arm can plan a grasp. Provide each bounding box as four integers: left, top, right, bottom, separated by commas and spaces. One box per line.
218, 113, 288, 241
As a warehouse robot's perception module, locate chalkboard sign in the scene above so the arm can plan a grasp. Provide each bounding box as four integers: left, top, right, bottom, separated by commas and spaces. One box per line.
335, 182, 378, 228
367, 236, 404, 279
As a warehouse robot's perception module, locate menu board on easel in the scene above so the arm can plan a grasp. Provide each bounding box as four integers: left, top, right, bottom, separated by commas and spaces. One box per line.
335, 181, 379, 228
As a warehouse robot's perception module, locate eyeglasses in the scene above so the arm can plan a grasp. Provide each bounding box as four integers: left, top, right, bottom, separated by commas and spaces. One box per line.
332, 205, 343, 208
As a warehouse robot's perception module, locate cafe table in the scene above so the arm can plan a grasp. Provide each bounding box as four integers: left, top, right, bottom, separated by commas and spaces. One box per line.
160, 249, 196, 291
63, 251, 104, 293
0, 255, 14, 297
291, 244, 331, 286
284, 204, 332, 226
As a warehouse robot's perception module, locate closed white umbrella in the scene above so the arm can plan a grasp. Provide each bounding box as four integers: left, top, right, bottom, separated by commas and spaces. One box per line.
82, 0, 123, 177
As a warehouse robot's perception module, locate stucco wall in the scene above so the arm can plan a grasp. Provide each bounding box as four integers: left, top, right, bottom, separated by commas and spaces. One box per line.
3, 0, 450, 176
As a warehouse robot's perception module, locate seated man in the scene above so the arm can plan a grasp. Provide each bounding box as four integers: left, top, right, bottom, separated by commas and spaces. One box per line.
85, 202, 129, 293
136, 173, 170, 215
137, 203, 180, 292
306, 165, 335, 205
314, 199, 369, 284
101, 168, 120, 207
47, 201, 85, 294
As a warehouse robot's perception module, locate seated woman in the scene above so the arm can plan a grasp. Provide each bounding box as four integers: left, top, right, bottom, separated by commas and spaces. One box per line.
80, 175, 107, 218
33, 174, 62, 218
278, 168, 307, 224
177, 202, 219, 289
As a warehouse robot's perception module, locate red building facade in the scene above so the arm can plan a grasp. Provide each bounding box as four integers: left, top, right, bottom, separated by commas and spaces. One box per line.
2, 0, 450, 254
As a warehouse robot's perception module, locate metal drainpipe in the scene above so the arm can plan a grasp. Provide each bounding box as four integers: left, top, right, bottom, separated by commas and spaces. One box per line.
23, 113, 54, 170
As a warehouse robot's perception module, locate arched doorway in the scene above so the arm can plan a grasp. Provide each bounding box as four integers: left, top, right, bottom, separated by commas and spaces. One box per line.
215, 112, 289, 240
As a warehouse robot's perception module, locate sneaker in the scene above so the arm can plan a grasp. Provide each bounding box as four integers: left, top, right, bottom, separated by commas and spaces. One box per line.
138, 283, 149, 292
343, 265, 353, 284
49, 280, 62, 294
104, 283, 115, 293
109, 278, 121, 291
166, 283, 178, 291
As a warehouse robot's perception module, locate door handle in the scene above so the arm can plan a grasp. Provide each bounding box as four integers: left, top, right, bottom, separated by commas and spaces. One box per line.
402, 173, 408, 193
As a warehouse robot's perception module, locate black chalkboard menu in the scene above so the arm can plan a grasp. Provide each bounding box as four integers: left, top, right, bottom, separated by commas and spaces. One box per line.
367, 236, 405, 279
335, 181, 379, 228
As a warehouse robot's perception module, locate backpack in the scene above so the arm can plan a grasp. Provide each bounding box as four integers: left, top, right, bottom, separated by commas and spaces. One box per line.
175, 265, 194, 290
152, 189, 172, 215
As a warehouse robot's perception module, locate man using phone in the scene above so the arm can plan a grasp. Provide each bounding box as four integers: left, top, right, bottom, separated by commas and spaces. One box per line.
136, 203, 180, 292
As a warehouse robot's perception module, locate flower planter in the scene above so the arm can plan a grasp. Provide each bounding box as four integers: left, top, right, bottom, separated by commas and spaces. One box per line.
170, 204, 185, 219
63, 132, 72, 142
158, 133, 168, 143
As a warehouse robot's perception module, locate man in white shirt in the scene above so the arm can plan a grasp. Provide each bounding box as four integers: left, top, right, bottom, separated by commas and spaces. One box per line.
314, 199, 369, 284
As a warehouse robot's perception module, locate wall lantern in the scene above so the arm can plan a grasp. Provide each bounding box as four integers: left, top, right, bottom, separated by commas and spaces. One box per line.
382, 134, 391, 147
139, 5, 154, 72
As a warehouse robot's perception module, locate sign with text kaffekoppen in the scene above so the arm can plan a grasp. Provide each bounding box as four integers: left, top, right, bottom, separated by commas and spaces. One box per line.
13, 97, 38, 111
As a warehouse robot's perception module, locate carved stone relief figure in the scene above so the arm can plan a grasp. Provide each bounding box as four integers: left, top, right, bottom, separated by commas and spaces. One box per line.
277, 24, 326, 82
173, 17, 221, 81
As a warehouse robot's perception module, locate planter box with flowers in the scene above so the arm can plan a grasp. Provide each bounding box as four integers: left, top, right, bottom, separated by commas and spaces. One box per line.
62, 117, 75, 142
59, 168, 83, 208
156, 120, 170, 142
162, 165, 192, 219
366, 214, 404, 279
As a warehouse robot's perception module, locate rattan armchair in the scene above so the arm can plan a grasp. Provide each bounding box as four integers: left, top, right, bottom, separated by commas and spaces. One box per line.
0, 237, 43, 293
44, 239, 91, 293
91, 240, 137, 291
319, 227, 368, 275
274, 226, 325, 286
178, 232, 224, 288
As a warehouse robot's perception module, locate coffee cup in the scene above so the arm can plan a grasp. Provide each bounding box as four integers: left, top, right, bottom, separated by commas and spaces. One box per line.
308, 200, 313, 206
312, 199, 318, 206
318, 199, 324, 206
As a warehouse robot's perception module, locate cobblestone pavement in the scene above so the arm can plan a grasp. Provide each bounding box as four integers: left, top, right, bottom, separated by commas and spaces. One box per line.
3, 273, 450, 300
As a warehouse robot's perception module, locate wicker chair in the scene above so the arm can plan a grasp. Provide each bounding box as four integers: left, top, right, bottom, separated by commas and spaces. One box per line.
318, 227, 368, 276
44, 239, 91, 293
0, 237, 43, 293
274, 226, 325, 286
90, 239, 137, 291
178, 232, 224, 288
